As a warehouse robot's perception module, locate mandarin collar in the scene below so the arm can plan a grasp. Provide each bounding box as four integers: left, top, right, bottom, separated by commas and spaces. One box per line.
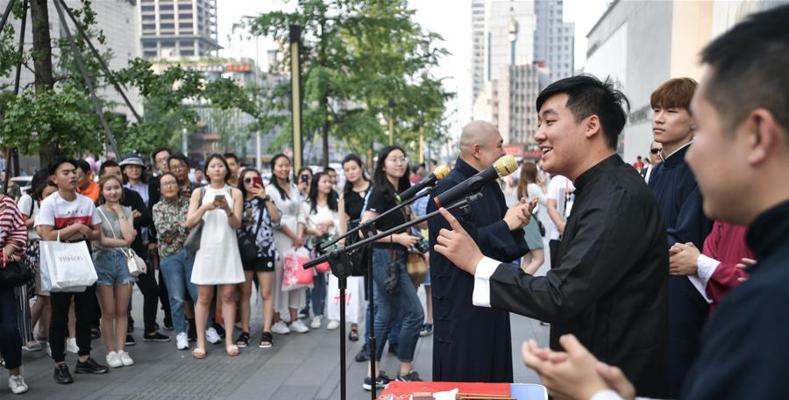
746, 200, 789, 265
572, 154, 623, 192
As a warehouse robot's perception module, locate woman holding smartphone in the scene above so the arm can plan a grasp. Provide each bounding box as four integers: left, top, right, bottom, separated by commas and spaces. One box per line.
187, 154, 245, 359
361, 145, 423, 390
236, 168, 280, 348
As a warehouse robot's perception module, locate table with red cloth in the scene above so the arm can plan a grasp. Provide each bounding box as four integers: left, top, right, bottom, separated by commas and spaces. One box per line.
379, 382, 511, 399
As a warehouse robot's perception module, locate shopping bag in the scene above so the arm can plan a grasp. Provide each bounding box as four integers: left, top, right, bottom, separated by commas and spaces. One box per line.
281, 248, 313, 292
326, 275, 364, 324
40, 240, 96, 292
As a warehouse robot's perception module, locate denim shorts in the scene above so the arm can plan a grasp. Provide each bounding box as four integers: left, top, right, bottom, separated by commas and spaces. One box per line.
93, 250, 136, 286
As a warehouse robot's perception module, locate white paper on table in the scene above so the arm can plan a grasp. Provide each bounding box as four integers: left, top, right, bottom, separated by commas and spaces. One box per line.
432, 388, 459, 400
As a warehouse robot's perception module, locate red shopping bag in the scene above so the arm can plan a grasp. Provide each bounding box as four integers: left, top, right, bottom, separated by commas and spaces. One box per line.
282, 248, 314, 291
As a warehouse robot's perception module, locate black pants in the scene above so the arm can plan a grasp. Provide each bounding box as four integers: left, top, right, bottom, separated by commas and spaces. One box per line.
50, 285, 96, 363
0, 286, 22, 369
128, 271, 160, 333
158, 269, 172, 323
549, 239, 563, 269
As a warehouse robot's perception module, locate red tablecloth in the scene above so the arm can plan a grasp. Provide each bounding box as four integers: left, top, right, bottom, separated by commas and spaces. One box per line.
379, 381, 511, 399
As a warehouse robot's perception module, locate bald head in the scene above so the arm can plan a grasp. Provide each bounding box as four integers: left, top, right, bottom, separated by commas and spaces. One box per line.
459, 120, 505, 170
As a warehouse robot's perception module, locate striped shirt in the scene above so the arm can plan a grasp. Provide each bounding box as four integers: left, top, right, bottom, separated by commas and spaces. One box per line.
0, 195, 27, 259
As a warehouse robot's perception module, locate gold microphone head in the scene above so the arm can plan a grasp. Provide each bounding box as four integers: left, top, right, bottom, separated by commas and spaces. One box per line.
433, 164, 451, 180
493, 155, 518, 177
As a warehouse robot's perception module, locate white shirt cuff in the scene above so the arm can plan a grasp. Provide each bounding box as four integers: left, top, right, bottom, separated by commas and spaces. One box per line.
472, 256, 500, 308
696, 254, 720, 287
687, 274, 713, 304
590, 390, 624, 400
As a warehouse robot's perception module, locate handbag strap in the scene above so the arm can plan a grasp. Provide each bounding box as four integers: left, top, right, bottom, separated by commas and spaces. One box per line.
253, 200, 266, 238
96, 206, 120, 240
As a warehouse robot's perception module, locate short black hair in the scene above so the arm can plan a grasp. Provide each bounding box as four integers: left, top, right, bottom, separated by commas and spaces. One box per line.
99, 160, 120, 177
75, 159, 91, 174
324, 166, 336, 174
700, 4, 789, 135
536, 75, 630, 149
48, 158, 77, 175
151, 146, 171, 162
168, 153, 190, 168
223, 153, 239, 163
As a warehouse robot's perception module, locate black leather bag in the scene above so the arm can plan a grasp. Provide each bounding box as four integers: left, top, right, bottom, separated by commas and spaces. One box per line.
0, 257, 33, 288
238, 202, 266, 265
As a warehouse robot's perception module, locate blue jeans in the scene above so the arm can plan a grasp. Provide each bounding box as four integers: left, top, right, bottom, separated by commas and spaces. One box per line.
159, 248, 199, 334
371, 247, 423, 362
312, 272, 327, 317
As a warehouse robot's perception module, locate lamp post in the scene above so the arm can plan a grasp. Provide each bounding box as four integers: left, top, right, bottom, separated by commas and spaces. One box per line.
290, 24, 304, 172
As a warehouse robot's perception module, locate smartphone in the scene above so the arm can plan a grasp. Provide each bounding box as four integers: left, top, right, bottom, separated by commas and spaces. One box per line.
214, 194, 225, 202
252, 176, 263, 187
300, 174, 309, 184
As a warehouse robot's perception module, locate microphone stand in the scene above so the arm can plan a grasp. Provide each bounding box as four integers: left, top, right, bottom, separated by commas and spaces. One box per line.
318, 187, 434, 252
302, 192, 484, 399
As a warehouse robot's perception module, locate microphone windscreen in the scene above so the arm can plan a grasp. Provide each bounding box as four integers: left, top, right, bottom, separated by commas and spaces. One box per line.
433, 164, 451, 180
493, 155, 518, 178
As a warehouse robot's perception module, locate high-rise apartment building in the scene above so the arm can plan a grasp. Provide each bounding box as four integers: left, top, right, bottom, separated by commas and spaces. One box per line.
139, 0, 220, 59
534, 0, 575, 85
471, 0, 486, 106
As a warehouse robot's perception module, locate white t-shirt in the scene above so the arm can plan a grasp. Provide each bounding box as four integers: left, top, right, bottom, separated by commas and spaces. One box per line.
300, 202, 340, 236
34, 192, 101, 235
17, 194, 40, 239
546, 175, 575, 240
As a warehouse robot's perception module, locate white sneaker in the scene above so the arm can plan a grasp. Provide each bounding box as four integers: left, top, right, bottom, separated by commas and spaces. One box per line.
22, 340, 42, 352
205, 327, 222, 344
289, 319, 310, 334
118, 351, 134, 366
327, 320, 340, 330
8, 375, 28, 394
176, 332, 189, 350
66, 337, 79, 354
44, 341, 51, 357
271, 321, 290, 335
105, 351, 123, 368
310, 316, 322, 329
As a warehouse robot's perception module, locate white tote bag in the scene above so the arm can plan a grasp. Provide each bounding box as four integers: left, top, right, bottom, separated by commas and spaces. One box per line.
39, 232, 97, 292
326, 275, 365, 324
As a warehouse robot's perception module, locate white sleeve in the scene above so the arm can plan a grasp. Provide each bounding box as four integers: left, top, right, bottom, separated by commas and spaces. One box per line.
687, 273, 713, 304
89, 201, 102, 226
34, 198, 54, 227
547, 178, 560, 201
16, 195, 33, 217
696, 254, 720, 288
472, 256, 502, 308
590, 390, 625, 400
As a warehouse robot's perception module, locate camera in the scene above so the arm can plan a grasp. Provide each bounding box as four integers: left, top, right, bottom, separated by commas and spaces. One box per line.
412, 238, 429, 253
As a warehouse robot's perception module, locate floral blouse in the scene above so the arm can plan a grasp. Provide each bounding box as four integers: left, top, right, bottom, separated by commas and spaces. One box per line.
152, 196, 190, 257
241, 197, 279, 261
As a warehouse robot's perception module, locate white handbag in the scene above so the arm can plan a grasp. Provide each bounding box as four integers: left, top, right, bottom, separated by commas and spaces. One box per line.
97, 207, 147, 277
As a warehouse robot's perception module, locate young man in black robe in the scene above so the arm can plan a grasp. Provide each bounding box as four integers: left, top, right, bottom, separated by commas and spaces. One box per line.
648, 77, 713, 396
433, 76, 669, 398
516, 6, 789, 399
427, 121, 532, 383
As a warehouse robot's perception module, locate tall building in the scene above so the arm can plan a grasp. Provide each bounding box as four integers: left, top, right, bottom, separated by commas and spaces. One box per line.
471, 0, 486, 106
534, 0, 575, 85
0, 0, 141, 121
584, 0, 787, 164
139, 0, 220, 59
471, 0, 541, 147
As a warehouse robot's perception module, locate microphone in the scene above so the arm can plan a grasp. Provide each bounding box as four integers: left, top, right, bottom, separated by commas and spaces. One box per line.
433, 155, 518, 208
396, 164, 451, 203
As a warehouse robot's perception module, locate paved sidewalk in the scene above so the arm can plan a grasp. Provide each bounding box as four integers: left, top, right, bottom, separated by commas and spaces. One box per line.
12, 286, 548, 400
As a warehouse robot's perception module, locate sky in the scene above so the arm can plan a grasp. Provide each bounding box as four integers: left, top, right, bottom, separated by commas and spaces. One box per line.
216, 0, 610, 139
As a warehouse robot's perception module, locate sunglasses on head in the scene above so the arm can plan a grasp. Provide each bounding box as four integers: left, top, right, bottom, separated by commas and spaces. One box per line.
650, 148, 661, 154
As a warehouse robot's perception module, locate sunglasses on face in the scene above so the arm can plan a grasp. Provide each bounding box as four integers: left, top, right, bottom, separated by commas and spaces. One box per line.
650, 148, 661, 154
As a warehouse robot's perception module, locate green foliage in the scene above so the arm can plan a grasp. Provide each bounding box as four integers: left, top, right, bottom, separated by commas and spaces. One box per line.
248, 0, 453, 162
